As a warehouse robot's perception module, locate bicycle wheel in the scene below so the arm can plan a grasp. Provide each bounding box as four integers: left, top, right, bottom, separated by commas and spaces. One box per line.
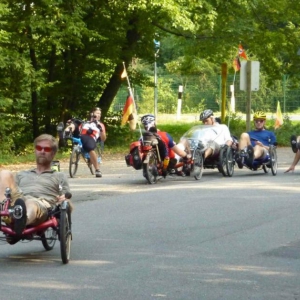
269, 147, 278, 176
143, 151, 159, 184
59, 206, 72, 264
225, 147, 234, 177
191, 149, 203, 180
217, 146, 227, 176
41, 227, 57, 251
69, 148, 80, 178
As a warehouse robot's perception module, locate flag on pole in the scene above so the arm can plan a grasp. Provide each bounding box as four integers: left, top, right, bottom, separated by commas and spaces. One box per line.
274, 101, 283, 129
233, 56, 241, 72
121, 94, 134, 125
238, 44, 248, 60
121, 68, 127, 79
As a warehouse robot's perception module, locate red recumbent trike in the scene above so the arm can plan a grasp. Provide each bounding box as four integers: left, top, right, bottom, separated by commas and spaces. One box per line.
0, 187, 72, 264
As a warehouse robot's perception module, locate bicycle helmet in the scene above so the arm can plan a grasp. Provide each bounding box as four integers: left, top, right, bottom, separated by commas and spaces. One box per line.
141, 114, 156, 130
199, 109, 214, 121
253, 111, 266, 120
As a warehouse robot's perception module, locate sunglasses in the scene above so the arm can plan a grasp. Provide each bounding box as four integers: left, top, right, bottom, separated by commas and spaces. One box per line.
255, 119, 265, 123
35, 145, 52, 152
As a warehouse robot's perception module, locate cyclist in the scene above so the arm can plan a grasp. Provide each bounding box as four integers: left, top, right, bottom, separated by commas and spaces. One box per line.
141, 114, 190, 171
236, 111, 276, 167
284, 135, 300, 173
0, 134, 72, 244
198, 109, 233, 160
60, 107, 106, 178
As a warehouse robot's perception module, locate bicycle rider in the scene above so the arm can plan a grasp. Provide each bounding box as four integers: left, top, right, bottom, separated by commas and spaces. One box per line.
141, 114, 191, 172
62, 107, 107, 178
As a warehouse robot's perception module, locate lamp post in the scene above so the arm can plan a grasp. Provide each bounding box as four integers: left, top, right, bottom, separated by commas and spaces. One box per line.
154, 39, 160, 119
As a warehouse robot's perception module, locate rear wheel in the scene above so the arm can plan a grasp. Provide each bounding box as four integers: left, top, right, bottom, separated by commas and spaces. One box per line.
191, 149, 203, 180
69, 148, 80, 178
226, 147, 234, 177
143, 151, 159, 184
59, 206, 72, 264
269, 147, 278, 175
41, 227, 57, 251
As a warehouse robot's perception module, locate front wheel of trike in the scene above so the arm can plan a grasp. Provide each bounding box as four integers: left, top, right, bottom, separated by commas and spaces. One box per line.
143, 151, 159, 184
59, 204, 72, 264
191, 149, 204, 180
41, 227, 57, 251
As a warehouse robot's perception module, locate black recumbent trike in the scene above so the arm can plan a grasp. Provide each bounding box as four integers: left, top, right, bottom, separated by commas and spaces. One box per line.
0, 187, 72, 264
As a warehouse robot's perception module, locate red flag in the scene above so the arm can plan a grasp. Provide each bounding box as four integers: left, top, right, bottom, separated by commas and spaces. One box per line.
274, 101, 283, 129
233, 56, 241, 72
121, 95, 134, 125
238, 44, 248, 60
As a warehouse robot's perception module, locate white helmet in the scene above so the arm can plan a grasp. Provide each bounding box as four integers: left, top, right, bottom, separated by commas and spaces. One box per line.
141, 114, 156, 130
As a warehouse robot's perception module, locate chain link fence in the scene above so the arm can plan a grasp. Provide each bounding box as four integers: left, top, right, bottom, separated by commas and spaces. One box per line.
113, 75, 300, 116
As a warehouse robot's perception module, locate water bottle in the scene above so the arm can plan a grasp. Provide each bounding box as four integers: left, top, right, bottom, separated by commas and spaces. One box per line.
97, 156, 102, 164
163, 156, 169, 170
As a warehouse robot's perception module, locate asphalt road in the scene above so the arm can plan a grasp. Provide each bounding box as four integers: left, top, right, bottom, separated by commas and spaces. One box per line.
0, 147, 299, 300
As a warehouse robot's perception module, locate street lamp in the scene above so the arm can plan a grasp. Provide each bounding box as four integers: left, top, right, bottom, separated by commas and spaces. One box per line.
154, 39, 160, 119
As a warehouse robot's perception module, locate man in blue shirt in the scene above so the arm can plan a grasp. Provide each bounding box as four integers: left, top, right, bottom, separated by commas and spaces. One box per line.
236, 111, 276, 167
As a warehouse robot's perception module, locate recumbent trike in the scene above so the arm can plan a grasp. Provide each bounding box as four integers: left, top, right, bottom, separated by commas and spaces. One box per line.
0, 187, 72, 264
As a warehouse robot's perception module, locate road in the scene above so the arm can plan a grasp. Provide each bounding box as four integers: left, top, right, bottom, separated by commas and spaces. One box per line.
0, 147, 299, 300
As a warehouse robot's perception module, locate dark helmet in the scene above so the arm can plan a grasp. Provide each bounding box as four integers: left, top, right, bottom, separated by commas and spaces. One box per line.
141, 114, 155, 125
199, 109, 214, 121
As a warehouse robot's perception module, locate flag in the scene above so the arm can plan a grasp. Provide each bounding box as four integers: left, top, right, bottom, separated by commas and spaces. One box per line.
238, 44, 248, 60
233, 56, 241, 72
121, 68, 127, 79
121, 95, 134, 125
274, 101, 283, 129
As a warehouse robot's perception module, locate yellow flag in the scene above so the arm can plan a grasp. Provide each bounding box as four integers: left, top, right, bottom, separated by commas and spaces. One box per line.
274, 101, 283, 129
121, 68, 127, 79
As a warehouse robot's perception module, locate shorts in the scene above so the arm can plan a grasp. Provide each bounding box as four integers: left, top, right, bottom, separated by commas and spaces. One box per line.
80, 134, 96, 152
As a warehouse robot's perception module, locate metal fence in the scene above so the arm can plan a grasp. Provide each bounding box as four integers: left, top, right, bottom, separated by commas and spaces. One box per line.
113, 75, 300, 115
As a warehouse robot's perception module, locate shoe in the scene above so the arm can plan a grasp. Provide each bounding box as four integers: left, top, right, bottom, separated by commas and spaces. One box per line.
291, 135, 298, 153
13, 198, 27, 236
95, 169, 102, 178
175, 170, 186, 177
246, 145, 254, 166
235, 152, 244, 169
6, 235, 20, 245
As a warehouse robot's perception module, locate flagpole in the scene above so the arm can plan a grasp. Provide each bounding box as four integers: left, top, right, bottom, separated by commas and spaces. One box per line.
122, 62, 143, 139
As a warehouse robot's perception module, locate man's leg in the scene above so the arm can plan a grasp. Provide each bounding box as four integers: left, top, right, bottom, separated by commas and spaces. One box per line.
238, 132, 251, 150
24, 197, 49, 226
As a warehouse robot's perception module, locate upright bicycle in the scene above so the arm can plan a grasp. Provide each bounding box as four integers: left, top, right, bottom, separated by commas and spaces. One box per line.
67, 135, 103, 178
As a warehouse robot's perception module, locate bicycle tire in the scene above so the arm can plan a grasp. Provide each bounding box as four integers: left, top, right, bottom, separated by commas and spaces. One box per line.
269, 147, 278, 176
59, 206, 72, 264
143, 151, 159, 184
69, 148, 80, 178
191, 149, 203, 180
225, 147, 234, 177
41, 227, 57, 251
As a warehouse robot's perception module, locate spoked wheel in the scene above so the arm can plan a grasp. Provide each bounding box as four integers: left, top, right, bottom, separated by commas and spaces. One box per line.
225, 147, 234, 177
143, 151, 159, 184
217, 146, 227, 176
69, 148, 80, 178
41, 227, 57, 251
191, 149, 204, 180
59, 205, 72, 264
269, 147, 278, 175
262, 165, 268, 173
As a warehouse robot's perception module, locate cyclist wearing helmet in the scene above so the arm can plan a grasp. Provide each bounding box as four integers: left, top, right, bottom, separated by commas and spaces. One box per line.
236, 111, 276, 167
141, 114, 191, 170
198, 109, 233, 159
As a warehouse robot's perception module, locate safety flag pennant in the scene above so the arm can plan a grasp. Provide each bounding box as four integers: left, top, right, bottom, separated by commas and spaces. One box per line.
121, 68, 127, 79
121, 94, 134, 125
233, 56, 241, 72
274, 101, 283, 129
238, 44, 248, 60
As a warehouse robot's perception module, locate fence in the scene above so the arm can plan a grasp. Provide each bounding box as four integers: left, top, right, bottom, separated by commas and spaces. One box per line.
113, 74, 300, 115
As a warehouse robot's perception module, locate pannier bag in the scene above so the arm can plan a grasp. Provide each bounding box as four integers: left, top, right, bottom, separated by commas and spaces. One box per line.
125, 141, 143, 170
